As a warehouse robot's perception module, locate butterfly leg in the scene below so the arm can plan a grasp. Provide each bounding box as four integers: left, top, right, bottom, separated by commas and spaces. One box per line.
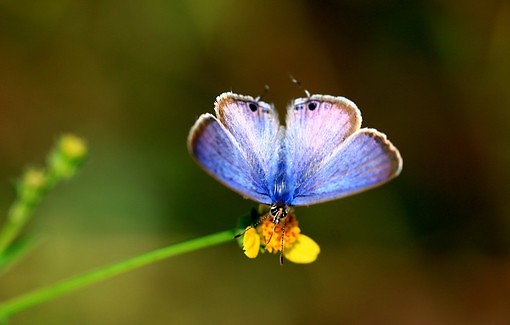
234, 212, 270, 239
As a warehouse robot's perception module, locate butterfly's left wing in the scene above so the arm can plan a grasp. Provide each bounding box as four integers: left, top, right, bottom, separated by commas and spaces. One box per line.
188, 92, 281, 204
284, 95, 402, 206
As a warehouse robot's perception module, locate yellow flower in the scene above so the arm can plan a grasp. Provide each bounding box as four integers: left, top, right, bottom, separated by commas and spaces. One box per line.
242, 227, 260, 258
242, 213, 320, 264
283, 234, 321, 264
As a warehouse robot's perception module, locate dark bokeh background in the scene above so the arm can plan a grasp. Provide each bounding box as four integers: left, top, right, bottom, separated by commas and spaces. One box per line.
1, 0, 510, 324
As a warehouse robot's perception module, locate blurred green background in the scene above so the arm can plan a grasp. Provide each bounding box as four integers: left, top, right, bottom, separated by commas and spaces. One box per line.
1, 0, 510, 324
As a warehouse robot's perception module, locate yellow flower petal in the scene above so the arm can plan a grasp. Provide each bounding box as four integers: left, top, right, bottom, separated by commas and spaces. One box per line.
242, 228, 260, 258
284, 234, 320, 264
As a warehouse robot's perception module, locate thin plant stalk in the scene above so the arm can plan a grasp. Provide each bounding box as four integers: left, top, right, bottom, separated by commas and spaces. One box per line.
0, 229, 236, 319
0, 134, 87, 256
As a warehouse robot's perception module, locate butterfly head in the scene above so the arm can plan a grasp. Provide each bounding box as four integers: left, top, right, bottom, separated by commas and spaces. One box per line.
269, 204, 288, 224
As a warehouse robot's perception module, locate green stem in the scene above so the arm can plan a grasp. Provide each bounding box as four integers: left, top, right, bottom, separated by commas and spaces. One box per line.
0, 199, 39, 255
0, 229, 236, 319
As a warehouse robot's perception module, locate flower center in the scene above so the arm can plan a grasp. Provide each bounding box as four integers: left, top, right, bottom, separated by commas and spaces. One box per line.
257, 214, 300, 253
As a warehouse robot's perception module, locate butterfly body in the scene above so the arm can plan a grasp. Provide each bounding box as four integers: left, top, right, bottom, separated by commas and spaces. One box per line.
188, 92, 402, 213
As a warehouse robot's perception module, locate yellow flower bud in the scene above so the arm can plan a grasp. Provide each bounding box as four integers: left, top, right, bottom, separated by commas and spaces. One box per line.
22, 169, 45, 190
59, 134, 87, 160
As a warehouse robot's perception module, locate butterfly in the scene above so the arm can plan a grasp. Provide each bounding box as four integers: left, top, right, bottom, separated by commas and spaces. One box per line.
188, 91, 402, 229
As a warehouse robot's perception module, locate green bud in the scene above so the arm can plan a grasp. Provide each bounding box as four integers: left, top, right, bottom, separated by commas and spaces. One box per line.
17, 168, 46, 203
48, 134, 88, 179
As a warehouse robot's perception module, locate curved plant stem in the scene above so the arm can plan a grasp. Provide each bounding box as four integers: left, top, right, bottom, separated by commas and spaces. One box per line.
0, 229, 236, 319
0, 199, 41, 256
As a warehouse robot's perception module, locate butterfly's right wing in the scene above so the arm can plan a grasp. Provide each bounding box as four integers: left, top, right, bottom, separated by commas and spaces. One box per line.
290, 128, 402, 205
280, 95, 362, 204
284, 94, 402, 206
188, 93, 281, 204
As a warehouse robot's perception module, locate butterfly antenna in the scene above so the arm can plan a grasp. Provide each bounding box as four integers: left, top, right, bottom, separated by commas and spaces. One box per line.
255, 85, 270, 102
289, 74, 311, 98
279, 219, 287, 265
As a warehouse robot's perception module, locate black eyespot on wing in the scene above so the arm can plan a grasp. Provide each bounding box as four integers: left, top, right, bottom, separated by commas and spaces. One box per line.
294, 104, 304, 110
248, 102, 258, 112
307, 101, 317, 110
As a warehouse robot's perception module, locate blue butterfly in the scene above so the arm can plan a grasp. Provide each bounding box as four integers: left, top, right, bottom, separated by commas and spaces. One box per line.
188, 92, 402, 225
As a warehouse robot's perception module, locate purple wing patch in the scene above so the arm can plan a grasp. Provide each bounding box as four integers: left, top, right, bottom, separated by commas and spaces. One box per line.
188, 93, 281, 204
278, 95, 362, 204
290, 128, 402, 206
215, 93, 281, 185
